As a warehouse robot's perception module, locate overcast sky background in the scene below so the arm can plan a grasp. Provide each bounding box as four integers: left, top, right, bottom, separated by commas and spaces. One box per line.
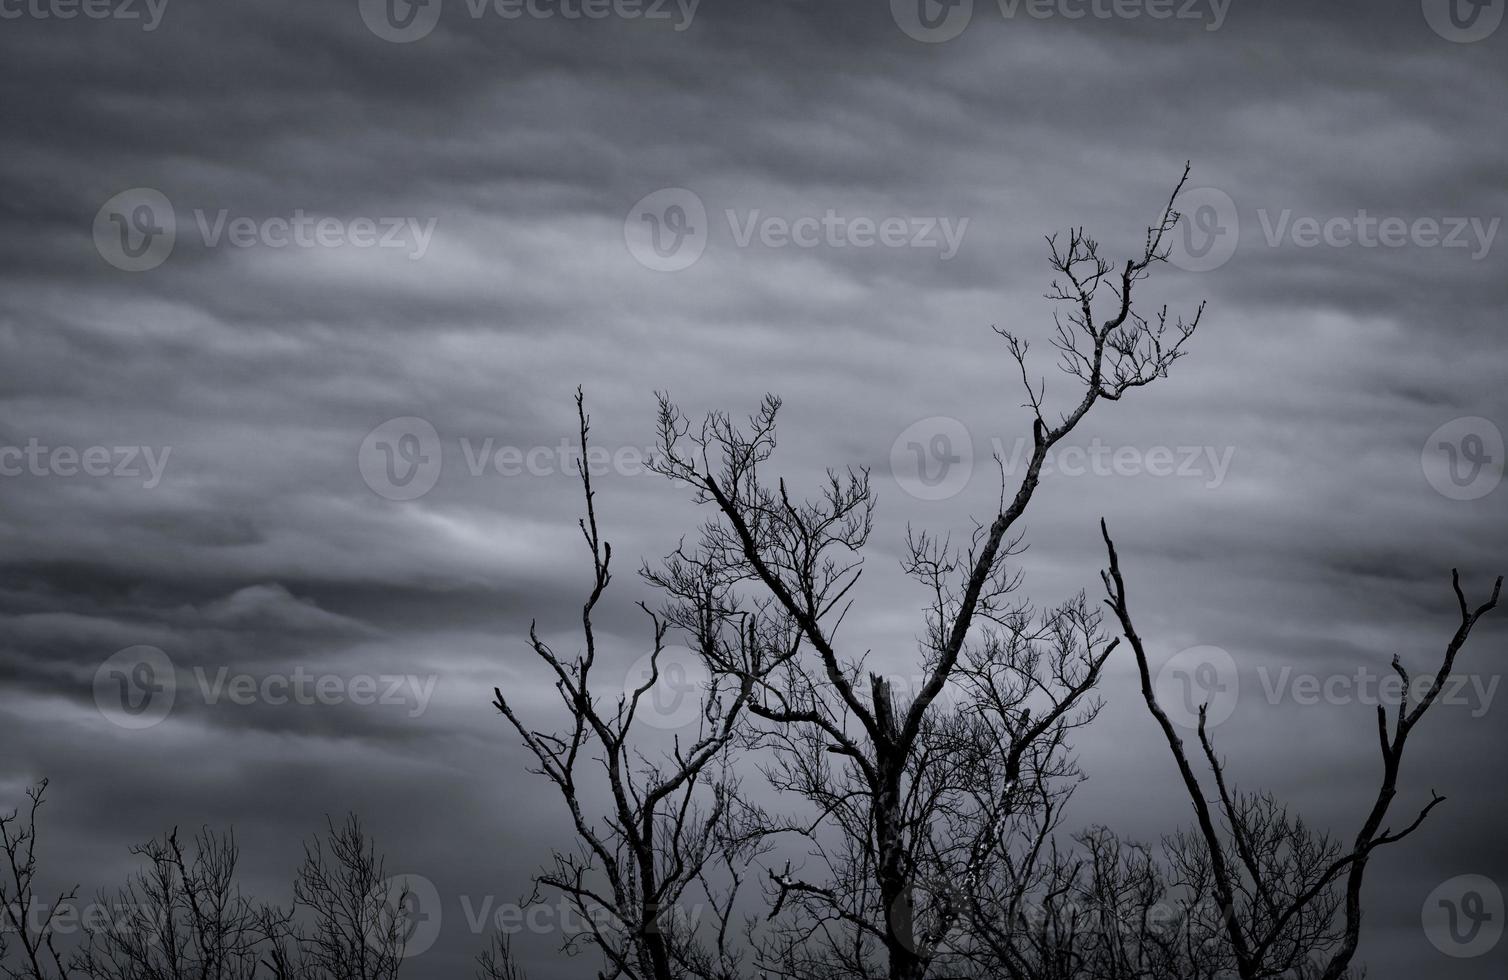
2, 0, 1506, 976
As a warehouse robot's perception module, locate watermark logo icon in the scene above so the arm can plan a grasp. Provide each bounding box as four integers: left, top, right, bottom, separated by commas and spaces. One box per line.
360, 417, 444, 501
94, 645, 177, 730
624, 188, 708, 272
891, 417, 973, 501
625, 645, 710, 730
368, 874, 443, 958
1155, 645, 1239, 729
891, 0, 974, 42
1167, 187, 1238, 272
360, 0, 443, 41
94, 188, 176, 272
1422, 417, 1502, 501
1423, 874, 1503, 958
1423, 0, 1504, 41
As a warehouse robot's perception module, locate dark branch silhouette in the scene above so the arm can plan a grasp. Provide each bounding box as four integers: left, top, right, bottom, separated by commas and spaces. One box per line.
1100, 519, 1501, 980
644, 168, 1201, 980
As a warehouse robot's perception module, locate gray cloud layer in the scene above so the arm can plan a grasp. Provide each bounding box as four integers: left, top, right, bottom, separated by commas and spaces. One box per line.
2, 0, 1506, 976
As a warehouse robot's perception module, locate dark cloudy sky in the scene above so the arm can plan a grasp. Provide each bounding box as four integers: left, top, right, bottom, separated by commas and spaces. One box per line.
2, 0, 1506, 976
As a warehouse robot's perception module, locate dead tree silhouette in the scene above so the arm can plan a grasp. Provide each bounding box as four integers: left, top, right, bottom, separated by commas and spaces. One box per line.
491, 389, 774, 980
1090, 521, 1501, 980
13, 169, 1486, 980
497, 168, 1502, 980
641, 169, 1200, 980
1, 791, 413, 980
0, 780, 75, 980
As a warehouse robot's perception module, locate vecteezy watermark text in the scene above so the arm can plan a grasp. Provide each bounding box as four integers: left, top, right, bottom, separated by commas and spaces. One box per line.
891, 0, 1231, 43
195, 666, 438, 718
359, 0, 698, 43
1258, 665, 1498, 718
0, 899, 167, 938
0, 0, 166, 30
1166, 189, 1502, 272
1149, 643, 1500, 734
358, 416, 654, 501
0, 439, 170, 489
890, 417, 1235, 501
93, 646, 440, 729
624, 188, 970, 272
1256, 210, 1498, 260
94, 188, 438, 272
